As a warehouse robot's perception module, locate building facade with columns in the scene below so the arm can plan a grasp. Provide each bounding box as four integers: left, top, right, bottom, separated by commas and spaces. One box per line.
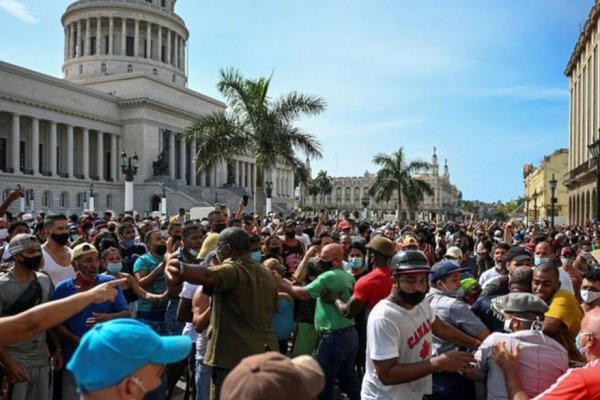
563, 1, 600, 225
304, 148, 460, 221
0, 0, 294, 217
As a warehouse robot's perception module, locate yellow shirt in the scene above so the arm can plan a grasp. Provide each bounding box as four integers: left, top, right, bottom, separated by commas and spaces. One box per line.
546, 289, 583, 337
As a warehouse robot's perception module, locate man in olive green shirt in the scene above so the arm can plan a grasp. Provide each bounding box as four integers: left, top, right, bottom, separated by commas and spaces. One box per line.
279, 243, 360, 400
166, 227, 278, 400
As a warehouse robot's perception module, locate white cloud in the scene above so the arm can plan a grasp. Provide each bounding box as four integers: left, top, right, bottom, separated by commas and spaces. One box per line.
0, 0, 38, 23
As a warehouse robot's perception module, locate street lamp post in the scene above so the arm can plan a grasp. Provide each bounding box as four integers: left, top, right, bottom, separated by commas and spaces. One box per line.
532, 189, 539, 225
88, 183, 95, 212
120, 151, 139, 215
588, 135, 600, 222
549, 174, 557, 228
161, 183, 167, 218
265, 181, 273, 214
361, 195, 370, 220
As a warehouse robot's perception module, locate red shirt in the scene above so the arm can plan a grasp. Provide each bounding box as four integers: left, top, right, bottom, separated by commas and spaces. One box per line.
534, 359, 600, 400
353, 267, 392, 311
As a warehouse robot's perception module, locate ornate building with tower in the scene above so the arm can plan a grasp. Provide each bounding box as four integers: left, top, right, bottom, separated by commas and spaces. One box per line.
304, 148, 460, 221
0, 0, 295, 216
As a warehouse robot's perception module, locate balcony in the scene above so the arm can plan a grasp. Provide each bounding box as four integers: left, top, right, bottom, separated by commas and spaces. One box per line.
570, 160, 590, 179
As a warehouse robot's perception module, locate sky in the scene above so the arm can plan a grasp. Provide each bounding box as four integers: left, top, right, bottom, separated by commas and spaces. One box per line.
0, 0, 595, 202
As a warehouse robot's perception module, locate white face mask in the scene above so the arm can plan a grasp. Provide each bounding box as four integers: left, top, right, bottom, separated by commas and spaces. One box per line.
581, 289, 600, 305
503, 317, 514, 333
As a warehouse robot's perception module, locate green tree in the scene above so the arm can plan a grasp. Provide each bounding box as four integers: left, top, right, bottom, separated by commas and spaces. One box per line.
308, 170, 333, 205
186, 67, 326, 214
368, 148, 433, 219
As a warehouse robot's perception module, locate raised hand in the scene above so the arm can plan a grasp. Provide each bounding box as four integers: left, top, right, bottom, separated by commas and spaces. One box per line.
89, 278, 127, 304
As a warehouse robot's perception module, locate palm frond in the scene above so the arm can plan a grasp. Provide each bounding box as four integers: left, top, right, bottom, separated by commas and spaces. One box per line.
273, 92, 327, 122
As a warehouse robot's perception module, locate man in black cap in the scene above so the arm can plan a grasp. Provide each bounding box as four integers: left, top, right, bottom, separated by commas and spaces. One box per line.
362, 250, 479, 400
473, 292, 568, 399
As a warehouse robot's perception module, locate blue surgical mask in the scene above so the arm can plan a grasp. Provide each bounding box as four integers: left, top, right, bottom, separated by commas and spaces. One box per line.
250, 250, 262, 261
561, 258, 572, 266
348, 257, 364, 269
534, 257, 550, 266
575, 332, 593, 356
122, 238, 136, 249
106, 262, 123, 274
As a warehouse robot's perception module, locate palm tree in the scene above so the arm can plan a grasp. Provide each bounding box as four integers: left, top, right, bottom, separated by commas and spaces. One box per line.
186, 67, 326, 214
368, 148, 433, 220
308, 170, 333, 205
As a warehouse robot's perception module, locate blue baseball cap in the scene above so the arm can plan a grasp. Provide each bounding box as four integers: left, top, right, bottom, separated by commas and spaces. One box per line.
67, 319, 192, 393
429, 260, 469, 283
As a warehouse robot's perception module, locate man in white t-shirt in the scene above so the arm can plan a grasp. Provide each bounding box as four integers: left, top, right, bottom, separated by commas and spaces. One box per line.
362, 250, 481, 400
479, 243, 510, 288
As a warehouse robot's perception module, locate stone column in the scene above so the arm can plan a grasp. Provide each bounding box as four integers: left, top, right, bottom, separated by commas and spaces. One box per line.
182, 38, 186, 73
97, 131, 104, 180
189, 138, 197, 186
64, 26, 68, 61
179, 135, 186, 183
167, 29, 172, 65
76, 20, 82, 57
10, 113, 20, 173
121, 18, 126, 56
241, 162, 246, 188
96, 16, 102, 55
85, 18, 91, 56
157, 25, 162, 62
82, 128, 89, 179
235, 160, 240, 186
168, 131, 175, 178
67, 125, 74, 177
146, 21, 151, 59
174, 34, 179, 68
31, 117, 39, 175
134, 19, 139, 57
49, 121, 57, 176
69, 23, 74, 59
108, 17, 114, 55
110, 133, 117, 181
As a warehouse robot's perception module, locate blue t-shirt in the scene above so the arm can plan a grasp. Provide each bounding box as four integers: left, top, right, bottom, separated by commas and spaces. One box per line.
53, 274, 128, 362
272, 297, 294, 341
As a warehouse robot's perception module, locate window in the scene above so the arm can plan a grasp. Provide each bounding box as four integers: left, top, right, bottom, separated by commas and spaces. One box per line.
91, 37, 97, 55
106, 194, 112, 209
161, 0, 166, 7
76, 192, 85, 208
127, 64, 133, 73
101, 63, 106, 73
42, 191, 52, 208
79, 65, 83, 74
60, 192, 69, 208
172, 74, 176, 83
105, 35, 110, 54
126, 37, 134, 56
152, 68, 157, 75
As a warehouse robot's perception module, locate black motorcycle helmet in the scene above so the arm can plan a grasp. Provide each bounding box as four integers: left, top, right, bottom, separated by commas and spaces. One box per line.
390, 250, 431, 277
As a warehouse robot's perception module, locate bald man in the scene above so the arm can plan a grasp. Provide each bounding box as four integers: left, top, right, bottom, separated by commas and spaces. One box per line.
534, 241, 574, 294
493, 308, 600, 399
279, 243, 360, 400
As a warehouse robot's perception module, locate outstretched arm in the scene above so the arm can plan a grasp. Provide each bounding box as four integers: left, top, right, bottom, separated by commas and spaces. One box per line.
0, 279, 125, 347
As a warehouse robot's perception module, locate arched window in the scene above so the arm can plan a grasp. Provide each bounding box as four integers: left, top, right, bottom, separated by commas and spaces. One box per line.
101, 63, 106, 73
42, 191, 53, 208
127, 64, 133, 73
60, 192, 69, 208
79, 65, 83, 74
152, 68, 157, 75
76, 192, 85, 208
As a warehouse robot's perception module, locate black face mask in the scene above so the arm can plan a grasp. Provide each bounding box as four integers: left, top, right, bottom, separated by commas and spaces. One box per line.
319, 260, 334, 271
397, 289, 426, 306
213, 224, 227, 234
154, 245, 167, 256
172, 235, 182, 242
51, 233, 70, 246
285, 231, 296, 239
19, 254, 43, 270
269, 248, 281, 255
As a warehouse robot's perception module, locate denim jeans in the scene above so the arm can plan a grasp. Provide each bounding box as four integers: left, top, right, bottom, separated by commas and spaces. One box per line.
315, 326, 360, 400
166, 297, 185, 335
195, 359, 212, 400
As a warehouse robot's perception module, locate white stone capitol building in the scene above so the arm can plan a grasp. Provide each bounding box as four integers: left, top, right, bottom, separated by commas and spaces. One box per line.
0, 0, 295, 216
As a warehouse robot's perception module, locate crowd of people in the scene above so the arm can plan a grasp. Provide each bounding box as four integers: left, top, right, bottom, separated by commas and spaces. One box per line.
1, 184, 600, 399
